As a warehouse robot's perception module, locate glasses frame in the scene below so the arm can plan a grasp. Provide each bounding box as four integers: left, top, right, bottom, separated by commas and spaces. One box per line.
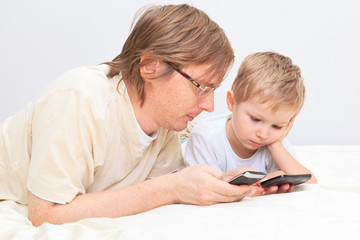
165, 62, 215, 96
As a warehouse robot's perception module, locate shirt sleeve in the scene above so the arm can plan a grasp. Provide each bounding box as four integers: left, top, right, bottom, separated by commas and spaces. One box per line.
27, 89, 108, 204
147, 130, 185, 178
184, 129, 222, 170
265, 155, 279, 173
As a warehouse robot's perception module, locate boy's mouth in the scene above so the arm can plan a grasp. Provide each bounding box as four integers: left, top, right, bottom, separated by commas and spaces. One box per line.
249, 140, 263, 147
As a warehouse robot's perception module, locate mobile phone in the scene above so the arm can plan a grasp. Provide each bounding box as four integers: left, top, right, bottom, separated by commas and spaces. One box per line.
260, 174, 312, 188
228, 171, 266, 185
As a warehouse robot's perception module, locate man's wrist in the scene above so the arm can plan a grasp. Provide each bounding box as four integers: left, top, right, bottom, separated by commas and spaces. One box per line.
153, 172, 180, 204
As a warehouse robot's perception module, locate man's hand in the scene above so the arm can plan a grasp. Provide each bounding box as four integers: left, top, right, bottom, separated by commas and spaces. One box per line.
170, 164, 251, 205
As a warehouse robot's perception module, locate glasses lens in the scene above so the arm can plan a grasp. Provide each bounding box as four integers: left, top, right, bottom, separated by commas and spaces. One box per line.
198, 87, 214, 96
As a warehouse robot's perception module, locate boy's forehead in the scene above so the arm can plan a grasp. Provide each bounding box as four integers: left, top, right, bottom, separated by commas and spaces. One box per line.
246, 96, 297, 116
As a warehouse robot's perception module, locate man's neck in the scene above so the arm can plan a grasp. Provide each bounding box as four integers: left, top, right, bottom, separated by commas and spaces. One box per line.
126, 85, 159, 136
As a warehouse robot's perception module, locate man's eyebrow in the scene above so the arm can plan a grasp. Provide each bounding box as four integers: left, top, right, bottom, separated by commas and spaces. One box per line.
208, 83, 220, 88
198, 79, 220, 89
195, 71, 222, 88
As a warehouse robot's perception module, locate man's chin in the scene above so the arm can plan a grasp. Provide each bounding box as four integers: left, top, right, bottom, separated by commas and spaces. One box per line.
169, 121, 189, 132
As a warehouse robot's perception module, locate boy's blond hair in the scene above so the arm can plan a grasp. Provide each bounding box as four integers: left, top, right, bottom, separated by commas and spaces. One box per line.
231, 52, 305, 114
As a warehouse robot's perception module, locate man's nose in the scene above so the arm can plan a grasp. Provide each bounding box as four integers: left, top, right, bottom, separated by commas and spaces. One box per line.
198, 92, 215, 112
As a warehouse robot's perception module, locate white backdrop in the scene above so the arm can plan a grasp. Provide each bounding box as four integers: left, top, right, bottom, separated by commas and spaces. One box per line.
1, 0, 359, 145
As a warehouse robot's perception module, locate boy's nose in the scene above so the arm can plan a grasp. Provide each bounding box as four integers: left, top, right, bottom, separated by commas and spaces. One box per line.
256, 125, 269, 139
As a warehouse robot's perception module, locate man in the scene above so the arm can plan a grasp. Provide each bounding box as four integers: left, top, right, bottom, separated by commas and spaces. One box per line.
0, 4, 267, 227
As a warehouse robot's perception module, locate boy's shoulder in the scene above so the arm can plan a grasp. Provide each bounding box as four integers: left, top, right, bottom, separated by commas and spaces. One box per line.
191, 114, 228, 140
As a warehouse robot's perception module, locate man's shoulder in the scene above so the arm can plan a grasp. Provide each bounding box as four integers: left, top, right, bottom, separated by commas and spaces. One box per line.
33, 65, 119, 117
52, 65, 112, 92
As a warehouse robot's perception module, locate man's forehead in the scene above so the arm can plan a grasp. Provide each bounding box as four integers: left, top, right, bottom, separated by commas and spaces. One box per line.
191, 64, 224, 88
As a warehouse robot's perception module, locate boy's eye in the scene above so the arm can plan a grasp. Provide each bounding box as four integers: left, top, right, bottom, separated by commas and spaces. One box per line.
272, 125, 282, 130
250, 116, 260, 122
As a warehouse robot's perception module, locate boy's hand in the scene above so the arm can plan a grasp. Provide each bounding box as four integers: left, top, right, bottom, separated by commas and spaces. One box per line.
267, 117, 295, 149
245, 171, 294, 197
278, 117, 295, 142
264, 170, 285, 179
263, 184, 294, 194
246, 183, 294, 197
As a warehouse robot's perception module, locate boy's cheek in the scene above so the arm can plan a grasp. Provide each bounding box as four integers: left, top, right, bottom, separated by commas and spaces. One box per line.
267, 135, 283, 145
265, 130, 286, 145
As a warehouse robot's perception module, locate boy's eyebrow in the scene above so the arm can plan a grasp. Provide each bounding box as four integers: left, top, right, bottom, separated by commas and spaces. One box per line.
270, 119, 291, 126
248, 109, 264, 118
249, 110, 290, 125
274, 122, 289, 126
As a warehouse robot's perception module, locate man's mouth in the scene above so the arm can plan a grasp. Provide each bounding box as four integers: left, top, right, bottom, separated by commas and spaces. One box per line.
186, 115, 194, 121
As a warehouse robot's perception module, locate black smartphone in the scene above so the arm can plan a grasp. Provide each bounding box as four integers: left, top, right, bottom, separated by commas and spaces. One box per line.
228, 171, 266, 185
260, 174, 312, 188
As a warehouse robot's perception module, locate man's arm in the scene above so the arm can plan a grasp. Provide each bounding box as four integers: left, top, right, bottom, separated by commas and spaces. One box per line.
28, 164, 250, 226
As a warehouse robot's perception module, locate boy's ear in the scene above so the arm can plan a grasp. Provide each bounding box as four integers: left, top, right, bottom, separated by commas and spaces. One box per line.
226, 90, 235, 112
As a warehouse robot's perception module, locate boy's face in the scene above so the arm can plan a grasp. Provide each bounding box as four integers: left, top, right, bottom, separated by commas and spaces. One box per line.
226, 90, 295, 154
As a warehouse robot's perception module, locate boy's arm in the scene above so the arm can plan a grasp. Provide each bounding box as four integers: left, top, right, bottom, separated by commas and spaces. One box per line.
267, 142, 317, 183
267, 118, 317, 184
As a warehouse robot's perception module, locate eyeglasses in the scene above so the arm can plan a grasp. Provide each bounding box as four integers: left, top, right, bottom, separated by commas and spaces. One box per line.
165, 62, 215, 96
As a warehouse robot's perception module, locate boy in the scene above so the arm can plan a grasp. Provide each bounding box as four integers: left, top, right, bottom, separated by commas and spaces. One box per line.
185, 51, 317, 186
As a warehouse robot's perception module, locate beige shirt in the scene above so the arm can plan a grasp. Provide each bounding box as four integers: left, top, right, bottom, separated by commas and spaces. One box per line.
0, 65, 185, 205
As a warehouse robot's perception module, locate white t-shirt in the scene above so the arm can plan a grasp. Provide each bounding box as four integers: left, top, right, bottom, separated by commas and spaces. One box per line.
137, 122, 158, 152
184, 115, 298, 173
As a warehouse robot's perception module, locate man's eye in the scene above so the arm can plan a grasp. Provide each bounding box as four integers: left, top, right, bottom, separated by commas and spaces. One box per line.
250, 116, 260, 122
272, 125, 282, 130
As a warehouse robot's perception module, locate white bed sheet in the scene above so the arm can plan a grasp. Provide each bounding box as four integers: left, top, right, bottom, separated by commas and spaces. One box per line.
1, 145, 360, 240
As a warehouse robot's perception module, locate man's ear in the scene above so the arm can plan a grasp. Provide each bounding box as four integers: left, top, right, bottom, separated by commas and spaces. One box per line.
226, 90, 235, 112
140, 61, 159, 74
139, 52, 161, 78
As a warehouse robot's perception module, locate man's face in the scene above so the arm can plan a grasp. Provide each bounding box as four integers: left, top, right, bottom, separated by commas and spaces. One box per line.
144, 63, 221, 131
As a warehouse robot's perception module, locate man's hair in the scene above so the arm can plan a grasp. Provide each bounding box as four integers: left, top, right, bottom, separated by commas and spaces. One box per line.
105, 4, 234, 105
231, 51, 305, 114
